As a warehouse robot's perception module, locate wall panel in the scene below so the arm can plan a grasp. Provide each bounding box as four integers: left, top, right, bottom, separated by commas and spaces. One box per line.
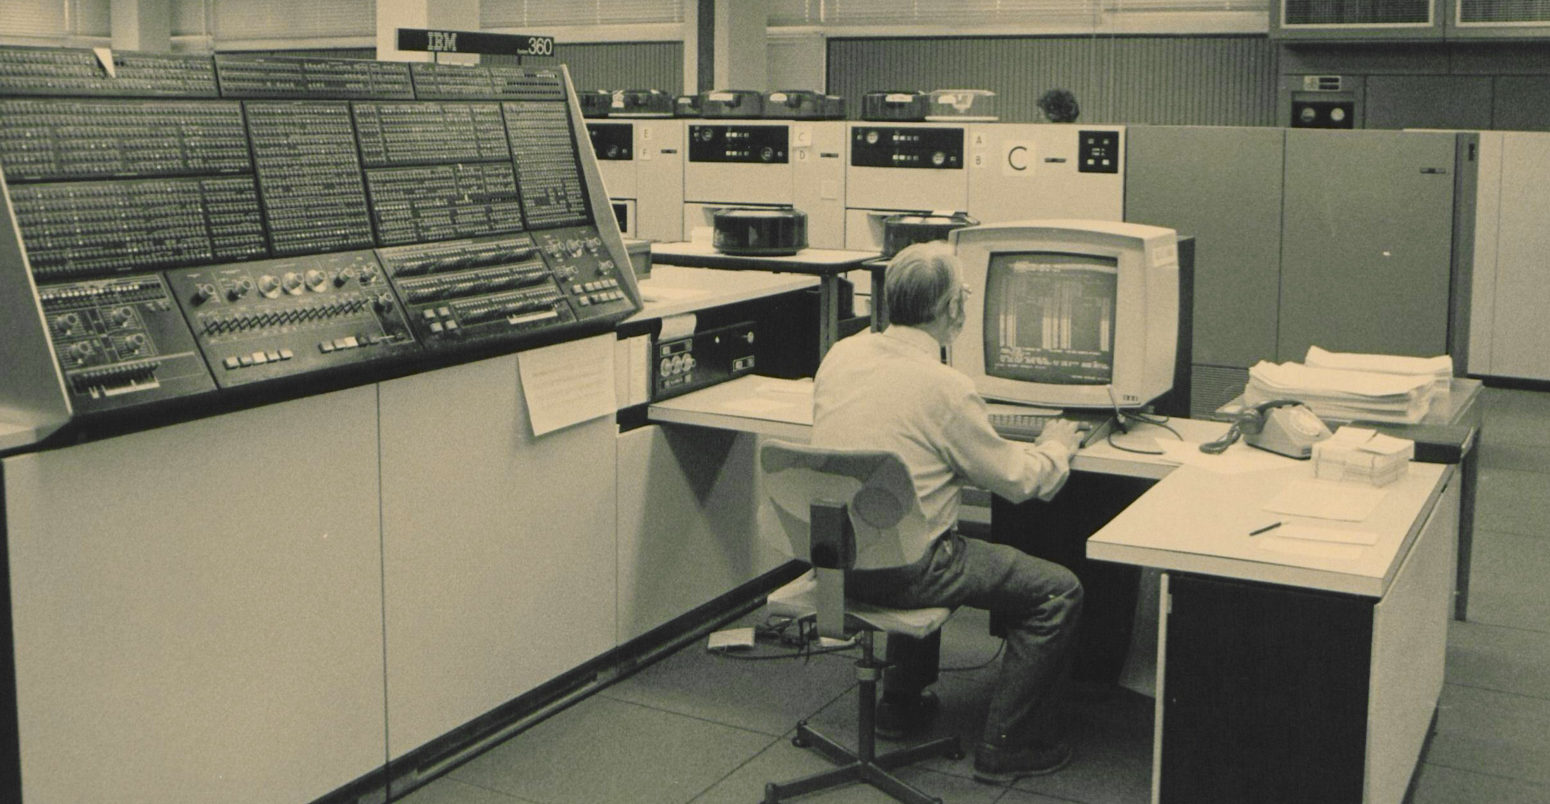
828, 35, 1277, 126
490, 41, 683, 92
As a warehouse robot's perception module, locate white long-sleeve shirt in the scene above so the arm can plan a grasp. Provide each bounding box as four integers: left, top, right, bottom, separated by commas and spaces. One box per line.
811, 325, 1073, 562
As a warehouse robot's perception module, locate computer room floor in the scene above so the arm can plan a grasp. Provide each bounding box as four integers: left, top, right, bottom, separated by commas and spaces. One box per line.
398, 387, 1550, 804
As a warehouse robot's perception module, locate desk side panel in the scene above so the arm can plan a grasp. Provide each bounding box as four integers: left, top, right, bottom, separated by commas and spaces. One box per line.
1366, 476, 1457, 804
615, 424, 785, 641
4, 387, 386, 803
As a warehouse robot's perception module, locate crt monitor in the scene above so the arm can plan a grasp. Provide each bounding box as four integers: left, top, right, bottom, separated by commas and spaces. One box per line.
949, 220, 1179, 410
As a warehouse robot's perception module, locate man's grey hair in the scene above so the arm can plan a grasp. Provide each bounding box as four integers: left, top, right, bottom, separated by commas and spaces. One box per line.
884, 240, 960, 326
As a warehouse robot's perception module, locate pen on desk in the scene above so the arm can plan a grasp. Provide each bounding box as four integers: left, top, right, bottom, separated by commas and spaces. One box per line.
1249, 521, 1283, 537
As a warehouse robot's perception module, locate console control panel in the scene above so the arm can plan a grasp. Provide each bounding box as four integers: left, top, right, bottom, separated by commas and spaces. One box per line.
377, 234, 572, 348
377, 225, 634, 351
166, 250, 418, 388
850, 126, 965, 169
688, 125, 789, 164
0, 47, 217, 97
39, 275, 217, 414
214, 54, 413, 99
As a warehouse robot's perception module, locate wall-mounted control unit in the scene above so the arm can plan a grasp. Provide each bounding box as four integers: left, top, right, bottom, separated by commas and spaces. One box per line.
651, 321, 758, 401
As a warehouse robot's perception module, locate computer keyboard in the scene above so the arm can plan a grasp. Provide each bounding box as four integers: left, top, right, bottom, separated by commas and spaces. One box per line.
989, 412, 1094, 442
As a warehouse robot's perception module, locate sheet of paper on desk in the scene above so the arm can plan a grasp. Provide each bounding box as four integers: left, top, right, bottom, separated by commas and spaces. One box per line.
518, 336, 616, 437
1257, 534, 1366, 562
1262, 478, 1388, 522
1274, 524, 1380, 545
1155, 440, 1297, 474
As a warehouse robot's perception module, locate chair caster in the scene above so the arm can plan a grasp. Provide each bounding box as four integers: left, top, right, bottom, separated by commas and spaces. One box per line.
946, 749, 965, 761
791, 735, 809, 748
763, 781, 779, 803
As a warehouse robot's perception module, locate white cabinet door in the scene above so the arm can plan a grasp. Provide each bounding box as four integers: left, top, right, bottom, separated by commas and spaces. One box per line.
1490, 132, 1550, 381
378, 347, 618, 759
4, 386, 386, 803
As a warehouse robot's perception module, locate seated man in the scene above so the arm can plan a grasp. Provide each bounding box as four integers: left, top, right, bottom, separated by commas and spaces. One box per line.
811, 240, 1085, 782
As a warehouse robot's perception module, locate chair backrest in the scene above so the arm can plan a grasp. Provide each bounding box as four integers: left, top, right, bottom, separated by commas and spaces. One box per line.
760, 440, 934, 572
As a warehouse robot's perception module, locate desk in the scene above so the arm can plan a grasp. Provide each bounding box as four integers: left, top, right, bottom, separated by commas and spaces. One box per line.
648, 242, 881, 361
1091, 463, 1456, 803
1220, 378, 1482, 621
651, 376, 1455, 803
626, 265, 818, 323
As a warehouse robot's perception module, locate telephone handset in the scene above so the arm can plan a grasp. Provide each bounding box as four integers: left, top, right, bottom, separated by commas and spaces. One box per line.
1200, 399, 1332, 459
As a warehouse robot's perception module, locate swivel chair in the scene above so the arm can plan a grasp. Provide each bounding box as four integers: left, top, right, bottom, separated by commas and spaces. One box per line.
759, 440, 964, 804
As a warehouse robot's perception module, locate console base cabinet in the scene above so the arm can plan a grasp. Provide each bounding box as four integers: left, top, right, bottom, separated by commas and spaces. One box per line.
1157, 478, 1457, 803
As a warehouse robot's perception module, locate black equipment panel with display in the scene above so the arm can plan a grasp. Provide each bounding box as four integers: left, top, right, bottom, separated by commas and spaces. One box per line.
214, 54, 414, 99
587, 123, 633, 160
850, 126, 965, 169
0, 47, 217, 97
0, 99, 251, 182
38, 275, 217, 413
688, 124, 789, 164
503, 101, 592, 228
244, 101, 375, 256
652, 321, 757, 401
10, 176, 269, 281
1078, 130, 1122, 173
166, 250, 417, 388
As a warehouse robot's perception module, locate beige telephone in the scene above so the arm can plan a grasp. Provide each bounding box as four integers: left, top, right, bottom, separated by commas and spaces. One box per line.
1200, 399, 1332, 459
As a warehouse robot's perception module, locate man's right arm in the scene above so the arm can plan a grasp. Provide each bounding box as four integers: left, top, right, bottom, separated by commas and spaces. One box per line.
938, 390, 1083, 504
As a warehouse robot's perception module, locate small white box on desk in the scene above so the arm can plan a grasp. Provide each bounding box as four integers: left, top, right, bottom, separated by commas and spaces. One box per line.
1312, 426, 1414, 487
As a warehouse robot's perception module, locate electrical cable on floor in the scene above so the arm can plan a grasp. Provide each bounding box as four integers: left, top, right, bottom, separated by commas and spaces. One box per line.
711, 614, 860, 662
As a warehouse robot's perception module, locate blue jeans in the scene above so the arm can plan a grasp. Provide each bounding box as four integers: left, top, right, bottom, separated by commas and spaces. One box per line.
847, 530, 1084, 745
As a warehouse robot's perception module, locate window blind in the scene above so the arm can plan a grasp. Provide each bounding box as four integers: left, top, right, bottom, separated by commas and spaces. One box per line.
482, 0, 685, 28
212, 0, 375, 40
0, 0, 111, 39
769, 0, 1267, 25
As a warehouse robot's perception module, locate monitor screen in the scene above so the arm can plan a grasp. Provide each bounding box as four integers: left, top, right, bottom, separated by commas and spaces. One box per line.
982, 251, 1117, 386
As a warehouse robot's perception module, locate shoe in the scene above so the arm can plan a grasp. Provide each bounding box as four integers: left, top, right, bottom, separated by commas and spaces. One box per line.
874, 690, 938, 739
972, 739, 1073, 783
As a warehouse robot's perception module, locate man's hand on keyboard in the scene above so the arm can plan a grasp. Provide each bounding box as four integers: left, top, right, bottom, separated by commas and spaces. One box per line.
1035, 418, 1085, 454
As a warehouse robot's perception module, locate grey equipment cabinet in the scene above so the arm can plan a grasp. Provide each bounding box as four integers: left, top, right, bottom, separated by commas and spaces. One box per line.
1277, 129, 1476, 365
1125, 126, 1287, 417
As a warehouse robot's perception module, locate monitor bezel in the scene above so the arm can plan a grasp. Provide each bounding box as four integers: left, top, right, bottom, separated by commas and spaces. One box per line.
948, 220, 1177, 411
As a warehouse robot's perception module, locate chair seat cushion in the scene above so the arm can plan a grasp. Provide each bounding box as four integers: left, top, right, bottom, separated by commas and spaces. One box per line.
766, 572, 951, 640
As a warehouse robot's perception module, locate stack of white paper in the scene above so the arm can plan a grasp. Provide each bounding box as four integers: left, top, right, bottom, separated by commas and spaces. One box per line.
1244, 359, 1435, 423
1312, 426, 1414, 485
1304, 346, 1453, 394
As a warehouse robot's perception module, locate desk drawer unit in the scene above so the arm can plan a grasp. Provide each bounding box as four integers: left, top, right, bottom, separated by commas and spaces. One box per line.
1156, 476, 1457, 803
